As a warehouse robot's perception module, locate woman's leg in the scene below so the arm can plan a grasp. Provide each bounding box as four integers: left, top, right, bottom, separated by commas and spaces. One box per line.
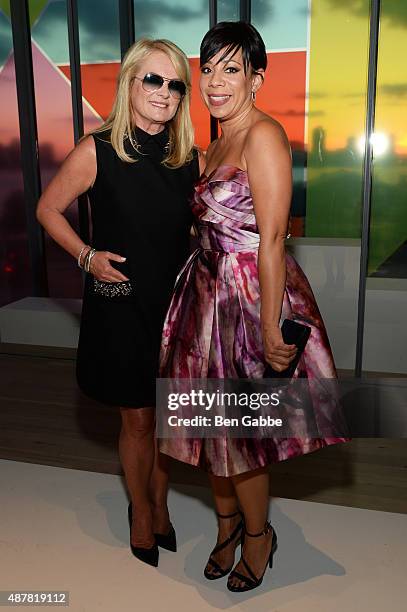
204, 474, 242, 578
119, 406, 155, 548
228, 467, 273, 588
148, 436, 171, 534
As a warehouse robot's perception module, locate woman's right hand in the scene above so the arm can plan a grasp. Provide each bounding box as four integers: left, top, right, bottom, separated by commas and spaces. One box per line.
88, 251, 130, 282
262, 325, 297, 372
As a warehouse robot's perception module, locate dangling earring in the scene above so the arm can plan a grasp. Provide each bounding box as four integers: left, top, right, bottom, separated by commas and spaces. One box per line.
251, 90, 256, 102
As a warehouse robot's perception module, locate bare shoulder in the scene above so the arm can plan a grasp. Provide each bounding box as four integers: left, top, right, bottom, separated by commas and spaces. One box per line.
194, 145, 207, 173
68, 133, 96, 162
52, 133, 97, 194
194, 144, 206, 156
245, 117, 290, 155
202, 138, 219, 172
62, 134, 97, 179
205, 138, 218, 158
79, 133, 97, 150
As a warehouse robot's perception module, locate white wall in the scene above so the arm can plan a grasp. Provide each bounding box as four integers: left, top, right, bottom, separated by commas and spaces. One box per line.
0, 239, 406, 374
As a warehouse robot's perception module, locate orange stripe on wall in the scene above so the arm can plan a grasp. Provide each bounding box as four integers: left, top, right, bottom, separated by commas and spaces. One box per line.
257, 52, 306, 150
59, 63, 119, 121
189, 57, 211, 150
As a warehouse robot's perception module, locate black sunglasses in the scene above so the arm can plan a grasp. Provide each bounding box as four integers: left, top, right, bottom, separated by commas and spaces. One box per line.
134, 72, 187, 99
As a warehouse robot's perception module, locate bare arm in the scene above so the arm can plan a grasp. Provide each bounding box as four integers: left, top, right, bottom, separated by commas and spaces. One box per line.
244, 121, 296, 371
36, 135, 128, 282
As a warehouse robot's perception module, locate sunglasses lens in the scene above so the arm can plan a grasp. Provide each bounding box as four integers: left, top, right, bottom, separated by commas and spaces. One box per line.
169, 80, 186, 98
142, 73, 163, 91
141, 73, 186, 98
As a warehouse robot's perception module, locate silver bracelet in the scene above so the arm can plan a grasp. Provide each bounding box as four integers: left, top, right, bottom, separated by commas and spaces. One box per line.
83, 248, 91, 272
86, 249, 96, 272
77, 245, 90, 269
85, 248, 97, 273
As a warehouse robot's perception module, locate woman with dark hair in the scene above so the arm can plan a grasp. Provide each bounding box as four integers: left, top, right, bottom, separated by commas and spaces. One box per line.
159, 22, 348, 592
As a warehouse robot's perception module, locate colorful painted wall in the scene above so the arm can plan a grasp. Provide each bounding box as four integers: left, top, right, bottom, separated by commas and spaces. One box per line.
1, 0, 406, 308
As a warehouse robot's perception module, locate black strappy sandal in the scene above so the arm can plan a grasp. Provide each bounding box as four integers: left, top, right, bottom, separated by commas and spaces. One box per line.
203, 510, 244, 580
227, 520, 277, 592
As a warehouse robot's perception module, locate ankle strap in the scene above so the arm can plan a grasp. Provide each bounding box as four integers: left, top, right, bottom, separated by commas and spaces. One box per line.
245, 520, 272, 538
216, 509, 241, 519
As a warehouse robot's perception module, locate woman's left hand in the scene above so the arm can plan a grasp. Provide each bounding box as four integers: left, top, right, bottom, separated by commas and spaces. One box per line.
262, 325, 297, 372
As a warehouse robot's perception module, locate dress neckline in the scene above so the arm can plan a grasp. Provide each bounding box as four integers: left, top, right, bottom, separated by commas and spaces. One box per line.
201, 164, 247, 180
132, 125, 169, 148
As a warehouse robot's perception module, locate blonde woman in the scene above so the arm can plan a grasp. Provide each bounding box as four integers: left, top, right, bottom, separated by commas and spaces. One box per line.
36, 39, 199, 568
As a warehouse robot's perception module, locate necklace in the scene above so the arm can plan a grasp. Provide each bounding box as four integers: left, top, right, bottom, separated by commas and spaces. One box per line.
127, 131, 170, 156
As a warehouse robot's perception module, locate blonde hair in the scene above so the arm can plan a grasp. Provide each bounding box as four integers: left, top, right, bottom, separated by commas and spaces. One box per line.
93, 38, 194, 168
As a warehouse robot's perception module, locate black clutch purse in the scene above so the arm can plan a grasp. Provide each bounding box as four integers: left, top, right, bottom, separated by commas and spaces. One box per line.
263, 319, 311, 379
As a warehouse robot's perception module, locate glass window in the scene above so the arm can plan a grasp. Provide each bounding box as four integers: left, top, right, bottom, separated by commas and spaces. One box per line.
252, 0, 308, 50
368, 1, 407, 279
306, 0, 370, 239
251, 1, 309, 235
77, 0, 120, 130
0, 5, 12, 68
252, 0, 370, 242
289, 0, 370, 371
31, 0, 84, 298
363, 0, 407, 374
133, 0, 211, 150
78, 0, 120, 63
134, 0, 208, 56
217, 0, 239, 22
0, 3, 31, 307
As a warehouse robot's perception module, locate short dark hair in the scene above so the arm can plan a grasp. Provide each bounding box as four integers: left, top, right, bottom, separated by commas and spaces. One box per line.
200, 21, 267, 74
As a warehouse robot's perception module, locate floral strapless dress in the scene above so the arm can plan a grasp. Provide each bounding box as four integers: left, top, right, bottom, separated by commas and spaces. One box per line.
159, 165, 349, 476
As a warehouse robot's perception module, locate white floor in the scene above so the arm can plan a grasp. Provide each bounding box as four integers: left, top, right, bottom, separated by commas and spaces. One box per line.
0, 459, 406, 612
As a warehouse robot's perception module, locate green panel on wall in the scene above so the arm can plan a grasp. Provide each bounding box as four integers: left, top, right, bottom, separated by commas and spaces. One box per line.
29, 0, 49, 26
306, 0, 370, 238
0, 0, 49, 25
0, 0, 9, 18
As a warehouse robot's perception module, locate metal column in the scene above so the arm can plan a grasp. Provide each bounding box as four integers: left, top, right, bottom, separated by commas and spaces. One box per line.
119, 0, 135, 60
10, 0, 48, 296
355, 0, 381, 376
240, 0, 251, 22
66, 0, 90, 244
209, 0, 218, 142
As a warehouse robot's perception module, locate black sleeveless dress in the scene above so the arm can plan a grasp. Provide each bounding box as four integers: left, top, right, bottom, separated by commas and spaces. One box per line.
76, 126, 198, 407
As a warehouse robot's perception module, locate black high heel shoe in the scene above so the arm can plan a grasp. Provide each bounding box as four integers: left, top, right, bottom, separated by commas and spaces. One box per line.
128, 503, 159, 567
154, 523, 177, 552
129, 503, 177, 552
204, 510, 244, 580
227, 521, 277, 592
